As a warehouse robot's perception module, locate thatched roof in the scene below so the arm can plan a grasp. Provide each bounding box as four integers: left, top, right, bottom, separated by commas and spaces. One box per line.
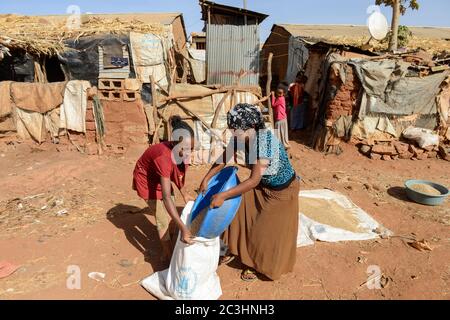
274, 24, 450, 54
0, 13, 180, 56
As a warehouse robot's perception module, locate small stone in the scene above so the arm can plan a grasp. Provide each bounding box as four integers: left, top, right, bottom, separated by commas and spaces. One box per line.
118, 259, 133, 268
370, 153, 382, 160
399, 151, 413, 159
427, 151, 437, 159
360, 145, 371, 155
381, 154, 391, 161
372, 144, 396, 155
416, 152, 428, 160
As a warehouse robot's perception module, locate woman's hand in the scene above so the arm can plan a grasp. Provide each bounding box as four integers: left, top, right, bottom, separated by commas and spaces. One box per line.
210, 193, 226, 209
181, 227, 194, 245
198, 178, 209, 195
183, 194, 196, 204
180, 188, 196, 204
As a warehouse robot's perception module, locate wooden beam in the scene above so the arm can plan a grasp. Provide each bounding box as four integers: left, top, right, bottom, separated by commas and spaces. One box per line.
150, 75, 159, 141
211, 90, 232, 129
155, 81, 225, 146
160, 88, 228, 102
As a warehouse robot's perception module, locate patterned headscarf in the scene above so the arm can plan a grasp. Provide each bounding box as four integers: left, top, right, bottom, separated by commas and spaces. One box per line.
227, 103, 266, 130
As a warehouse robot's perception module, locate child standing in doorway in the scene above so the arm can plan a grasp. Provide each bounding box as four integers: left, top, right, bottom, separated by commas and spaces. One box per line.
271, 87, 291, 149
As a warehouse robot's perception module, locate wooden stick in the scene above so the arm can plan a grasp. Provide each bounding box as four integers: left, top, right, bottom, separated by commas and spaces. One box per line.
160, 88, 228, 102
154, 81, 225, 145
150, 75, 159, 140
152, 108, 168, 145
266, 52, 274, 128
211, 90, 232, 128
233, 70, 248, 86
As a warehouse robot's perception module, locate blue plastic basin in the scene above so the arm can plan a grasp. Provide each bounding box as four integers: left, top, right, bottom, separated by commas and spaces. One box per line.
189, 166, 242, 239
404, 179, 449, 206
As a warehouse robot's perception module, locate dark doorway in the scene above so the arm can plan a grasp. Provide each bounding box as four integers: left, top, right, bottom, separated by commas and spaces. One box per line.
45, 56, 66, 82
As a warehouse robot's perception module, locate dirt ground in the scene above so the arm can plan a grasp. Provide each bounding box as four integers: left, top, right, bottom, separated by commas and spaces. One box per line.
0, 134, 449, 300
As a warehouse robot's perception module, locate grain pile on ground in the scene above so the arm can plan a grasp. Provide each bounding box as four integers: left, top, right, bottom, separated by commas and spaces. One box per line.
410, 183, 442, 196
189, 207, 208, 236
299, 196, 364, 233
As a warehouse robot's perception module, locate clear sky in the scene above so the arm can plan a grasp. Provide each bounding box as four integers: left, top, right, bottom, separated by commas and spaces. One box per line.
1, 0, 449, 41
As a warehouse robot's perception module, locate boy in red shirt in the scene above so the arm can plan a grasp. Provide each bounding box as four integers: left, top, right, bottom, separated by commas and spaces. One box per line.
132, 116, 195, 264
271, 87, 291, 149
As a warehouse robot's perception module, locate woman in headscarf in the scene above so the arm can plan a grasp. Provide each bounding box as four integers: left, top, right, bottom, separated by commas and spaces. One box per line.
198, 103, 300, 282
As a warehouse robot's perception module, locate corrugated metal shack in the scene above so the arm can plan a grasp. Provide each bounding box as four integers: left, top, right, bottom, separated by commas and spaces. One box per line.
261, 24, 450, 85
199, 0, 268, 86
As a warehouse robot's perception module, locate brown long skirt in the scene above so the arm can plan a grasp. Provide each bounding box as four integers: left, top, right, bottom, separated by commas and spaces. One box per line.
223, 178, 300, 280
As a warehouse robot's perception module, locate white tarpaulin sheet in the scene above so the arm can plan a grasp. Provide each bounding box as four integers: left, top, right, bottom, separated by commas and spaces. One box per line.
129, 32, 168, 85
297, 189, 392, 247
188, 48, 206, 84
59, 80, 91, 133
141, 201, 222, 300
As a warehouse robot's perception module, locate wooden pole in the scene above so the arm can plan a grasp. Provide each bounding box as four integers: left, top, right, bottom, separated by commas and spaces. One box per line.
150, 75, 159, 143
266, 52, 274, 128
160, 88, 228, 102
154, 81, 225, 146
211, 90, 232, 128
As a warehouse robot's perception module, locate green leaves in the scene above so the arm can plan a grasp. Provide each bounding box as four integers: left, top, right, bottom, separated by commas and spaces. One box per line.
375, 0, 420, 15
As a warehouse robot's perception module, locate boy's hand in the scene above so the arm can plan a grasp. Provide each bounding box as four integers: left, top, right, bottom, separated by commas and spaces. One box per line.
181, 227, 194, 245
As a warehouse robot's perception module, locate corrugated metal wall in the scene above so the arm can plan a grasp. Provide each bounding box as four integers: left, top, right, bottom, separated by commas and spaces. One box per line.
206, 24, 260, 86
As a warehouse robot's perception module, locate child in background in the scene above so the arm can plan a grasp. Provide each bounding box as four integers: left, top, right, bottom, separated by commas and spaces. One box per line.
271, 87, 291, 149
289, 74, 308, 131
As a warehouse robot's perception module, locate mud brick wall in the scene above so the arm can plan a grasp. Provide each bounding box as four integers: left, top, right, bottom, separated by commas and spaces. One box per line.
101, 100, 148, 146
325, 64, 361, 121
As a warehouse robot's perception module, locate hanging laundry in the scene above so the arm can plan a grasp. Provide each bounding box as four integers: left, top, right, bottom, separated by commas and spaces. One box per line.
60, 80, 91, 133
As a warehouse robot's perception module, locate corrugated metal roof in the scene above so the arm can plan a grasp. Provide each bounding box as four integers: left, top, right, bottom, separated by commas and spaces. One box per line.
200, 0, 269, 22
277, 24, 450, 41
207, 24, 260, 86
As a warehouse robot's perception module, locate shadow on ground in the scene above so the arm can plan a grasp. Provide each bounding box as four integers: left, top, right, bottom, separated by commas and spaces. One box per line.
106, 204, 184, 272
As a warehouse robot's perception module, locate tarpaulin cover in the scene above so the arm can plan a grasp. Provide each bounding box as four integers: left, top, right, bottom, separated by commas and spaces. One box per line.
188, 48, 206, 84
0, 52, 35, 82
129, 32, 168, 85
285, 37, 309, 84
350, 59, 450, 116
10, 82, 66, 113
15, 107, 46, 143
59, 35, 130, 86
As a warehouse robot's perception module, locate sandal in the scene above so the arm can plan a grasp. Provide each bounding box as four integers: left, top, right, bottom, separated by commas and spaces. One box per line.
241, 268, 257, 282
219, 255, 235, 265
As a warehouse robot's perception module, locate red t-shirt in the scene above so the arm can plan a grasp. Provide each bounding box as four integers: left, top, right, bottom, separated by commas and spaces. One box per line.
271, 95, 287, 121
132, 142, 187, 200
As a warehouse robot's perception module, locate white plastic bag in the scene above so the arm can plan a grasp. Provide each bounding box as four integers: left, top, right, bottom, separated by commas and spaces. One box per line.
402, 127, 439, 149
141, 201, 222, 300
